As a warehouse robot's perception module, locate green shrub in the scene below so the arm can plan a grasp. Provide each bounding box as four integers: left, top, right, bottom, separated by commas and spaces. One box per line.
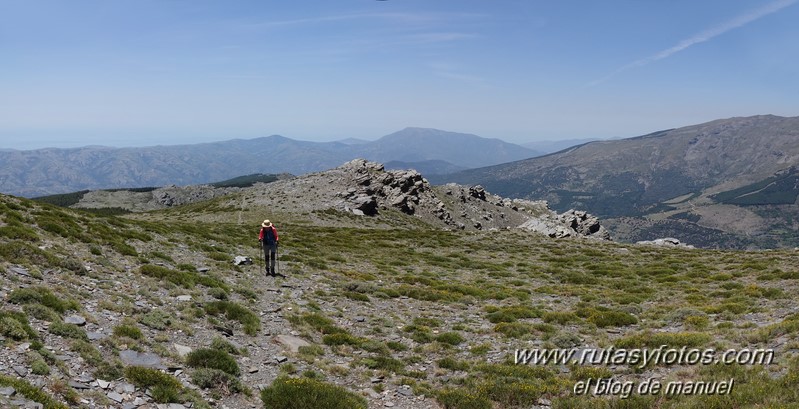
437, 357, 470, 371
203, 301, 260, 336
436, 388, 492, 409
615, 331, 712, 349
587, 310, 638, 328
0, 374, 69, 409
209, 337, 242, 355
260, 377, 367, 409
191, 368, 244, 394
140, 309, 172, 330
494, 322, 534, 338
48, 321, 88, 341
123, 366, 183, 404
436, 332, 465, 346
0, 313, 35, 341
485, 305, 540, 323
113, 324, 143, 340
185, 348, 240, 376
9, 286, 80, 313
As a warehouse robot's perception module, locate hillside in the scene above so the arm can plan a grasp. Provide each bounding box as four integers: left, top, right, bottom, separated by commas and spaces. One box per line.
0, 128, 538, 197
2, 160, 799, 408
436, 115, 799, 248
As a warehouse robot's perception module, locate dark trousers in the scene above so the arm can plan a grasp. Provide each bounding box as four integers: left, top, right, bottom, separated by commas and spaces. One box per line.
263, 242, 276, 272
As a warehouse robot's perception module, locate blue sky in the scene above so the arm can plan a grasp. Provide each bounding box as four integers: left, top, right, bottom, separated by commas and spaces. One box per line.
1, 0, 797, 149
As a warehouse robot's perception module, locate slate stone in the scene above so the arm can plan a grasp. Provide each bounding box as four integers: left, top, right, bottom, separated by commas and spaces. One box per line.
87, 332, 107, 341
275, 356, 288, 363
173, 344, 192, 358
176, 295, 192, 302
107, 391, 124, 403
274, 335, 310, 353
64, 315, 87, 326
68, 381, 90, 390
0, 386, 15, 397
119, 350, 164, 369
9, 266, 31, 277
12, 366, 28, 377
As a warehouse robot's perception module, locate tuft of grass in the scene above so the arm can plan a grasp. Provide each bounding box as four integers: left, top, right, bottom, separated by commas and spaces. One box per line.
436, 332, 466, 346
9, 286, 80, 313
123, 366, 184, 404
203, 301, 260, 336
0, 374, 69, 409
113, 323, 143, 340
185, 348, 241, 376
48, 321, 88, 341
191, 368, 245, 394
260, 376, 367, 409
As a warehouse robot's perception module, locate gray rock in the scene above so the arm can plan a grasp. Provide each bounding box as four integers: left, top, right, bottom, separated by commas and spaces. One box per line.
12, 366, 28, 377
233, 256, 252, 265
196, 267, 210, 273
119, 350, 164, 369
174, 344, 193, 358
275, 356, 288, 363
9, 266, 32, 278
176, 295, 192, 302
68, 381, 90, 390
87, 332, 107, 341
64, 315, 87, 326
274, 335, 311, 353
107, 391, 124, 403
0, 386, 15, 397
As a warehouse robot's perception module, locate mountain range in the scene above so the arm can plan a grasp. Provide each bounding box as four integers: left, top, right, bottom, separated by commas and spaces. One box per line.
0, 128, 540, 197
434, 115, 799, 248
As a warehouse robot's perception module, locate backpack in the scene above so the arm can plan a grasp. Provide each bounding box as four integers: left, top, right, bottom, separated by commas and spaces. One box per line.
262, 226, 276, 245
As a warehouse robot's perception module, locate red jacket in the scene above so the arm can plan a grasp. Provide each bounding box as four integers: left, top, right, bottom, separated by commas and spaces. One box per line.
259, 226, 279, 243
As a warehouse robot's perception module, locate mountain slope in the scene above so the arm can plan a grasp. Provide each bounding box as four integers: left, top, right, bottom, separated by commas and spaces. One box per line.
436, 115, 799, 248
2, 161, 799, 409
0, 129, 538, 197
357, 127, 542, 168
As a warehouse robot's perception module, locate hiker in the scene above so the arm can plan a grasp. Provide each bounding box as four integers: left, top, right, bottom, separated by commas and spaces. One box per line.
258, 219, 279, 276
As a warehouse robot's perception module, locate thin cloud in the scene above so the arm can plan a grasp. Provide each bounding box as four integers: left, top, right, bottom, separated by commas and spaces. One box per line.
590, 0, 798, 86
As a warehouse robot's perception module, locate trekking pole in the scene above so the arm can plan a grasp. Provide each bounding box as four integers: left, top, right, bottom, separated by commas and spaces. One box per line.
276, 243, 280, 276
259, 242, 264, 274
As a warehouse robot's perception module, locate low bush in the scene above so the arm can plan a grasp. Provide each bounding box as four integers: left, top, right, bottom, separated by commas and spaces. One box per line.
185, 348, 240, 376
123, 366, 183, 404
260, 377, 367, 409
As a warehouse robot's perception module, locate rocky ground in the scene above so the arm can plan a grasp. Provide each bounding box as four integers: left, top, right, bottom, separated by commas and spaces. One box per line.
2, 160, 799, 409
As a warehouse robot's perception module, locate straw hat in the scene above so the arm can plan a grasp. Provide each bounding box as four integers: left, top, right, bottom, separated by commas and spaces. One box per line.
261, 219, 272, 228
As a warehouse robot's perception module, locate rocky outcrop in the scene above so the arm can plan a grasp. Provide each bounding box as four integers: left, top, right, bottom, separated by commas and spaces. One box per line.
518, 209, 611, 240
636, 237, 695, 248
337, 159, 453, 222
334, 160, 611, 239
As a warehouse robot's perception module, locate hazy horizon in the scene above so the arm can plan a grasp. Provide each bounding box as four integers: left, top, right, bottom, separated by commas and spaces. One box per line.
2, 0, 797, 150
